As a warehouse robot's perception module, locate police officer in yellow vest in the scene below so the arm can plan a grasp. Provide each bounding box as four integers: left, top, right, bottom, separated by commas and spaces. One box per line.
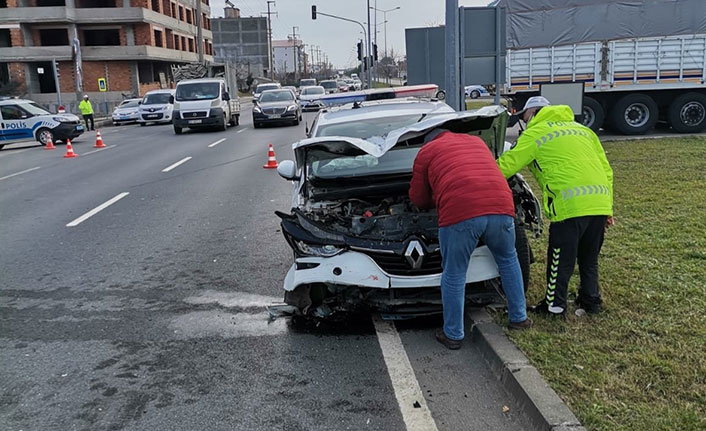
79, 95, 95, 131
498, 97, 614, 317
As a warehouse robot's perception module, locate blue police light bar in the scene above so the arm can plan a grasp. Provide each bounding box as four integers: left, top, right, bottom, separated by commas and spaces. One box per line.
319, 84, 440, 107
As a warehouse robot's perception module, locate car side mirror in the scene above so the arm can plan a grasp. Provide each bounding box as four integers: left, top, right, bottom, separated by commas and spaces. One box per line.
168, 96, 174, 104
507, 114, 520, 128
223, 92, 230, 101
277, 160, 299, 181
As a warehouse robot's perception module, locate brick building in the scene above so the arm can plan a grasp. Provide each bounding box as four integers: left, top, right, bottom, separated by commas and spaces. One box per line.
0, 0, 214, 114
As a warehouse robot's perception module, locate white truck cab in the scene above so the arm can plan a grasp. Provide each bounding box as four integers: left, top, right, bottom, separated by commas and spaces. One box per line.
172, 78, 240, 134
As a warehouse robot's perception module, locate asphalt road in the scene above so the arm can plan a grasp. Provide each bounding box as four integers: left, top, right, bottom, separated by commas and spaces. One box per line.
0, 106, 530, 431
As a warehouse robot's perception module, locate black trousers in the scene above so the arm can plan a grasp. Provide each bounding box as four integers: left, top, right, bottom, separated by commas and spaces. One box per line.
545, 215, 607, 312
83, 114, 94, 131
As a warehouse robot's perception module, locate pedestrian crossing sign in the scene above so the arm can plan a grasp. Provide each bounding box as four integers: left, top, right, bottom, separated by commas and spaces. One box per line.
98, 78, 107, 92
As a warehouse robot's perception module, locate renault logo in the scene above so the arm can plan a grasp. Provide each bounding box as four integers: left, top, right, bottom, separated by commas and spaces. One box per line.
404, 240, 425, 269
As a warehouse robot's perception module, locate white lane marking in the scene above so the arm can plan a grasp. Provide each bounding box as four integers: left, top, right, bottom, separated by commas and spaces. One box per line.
66, 192, 130, 227
0, 166, 41, 181
208, 138, 227, 148
373, 315, 439, 431
236, 128, 247, 134
184, 290, 282, 308
162, 156, 192, 172
81, 144, 116, 156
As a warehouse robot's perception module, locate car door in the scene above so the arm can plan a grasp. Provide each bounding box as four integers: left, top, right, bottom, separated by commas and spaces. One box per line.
0, 104, 35, 143
0, 108, 5, 142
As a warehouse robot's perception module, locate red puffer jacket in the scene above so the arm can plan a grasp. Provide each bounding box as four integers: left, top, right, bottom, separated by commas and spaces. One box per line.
408, 131, 515, 227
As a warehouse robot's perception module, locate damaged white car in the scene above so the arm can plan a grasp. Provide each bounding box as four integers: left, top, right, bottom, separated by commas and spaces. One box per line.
274, 97, 542, 319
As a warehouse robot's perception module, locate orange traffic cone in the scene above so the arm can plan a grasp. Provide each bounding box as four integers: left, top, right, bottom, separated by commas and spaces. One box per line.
44, 135, 56, 150
94, 130, 106, 148
63, 139, 78, 158
263, 143, 278, 169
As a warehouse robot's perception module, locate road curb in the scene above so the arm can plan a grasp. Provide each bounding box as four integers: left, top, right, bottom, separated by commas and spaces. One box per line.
467, 308, 586, 431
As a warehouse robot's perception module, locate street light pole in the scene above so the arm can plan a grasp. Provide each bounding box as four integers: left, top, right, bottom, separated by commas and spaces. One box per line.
370, 6, 400, 58
366, 0, 372, 88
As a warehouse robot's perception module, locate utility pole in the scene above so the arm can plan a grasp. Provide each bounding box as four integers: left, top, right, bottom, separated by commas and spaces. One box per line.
310, 44, 315, 77
196, 0, 203, 62
445, 0, 460, 110
289, 26, 299, 82
373, 0, 377, 85
366, 0, 372, 88
264, 1, 276, 79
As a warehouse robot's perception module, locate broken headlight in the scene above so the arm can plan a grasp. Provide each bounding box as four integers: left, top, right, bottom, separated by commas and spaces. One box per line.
295, 241, 344, 257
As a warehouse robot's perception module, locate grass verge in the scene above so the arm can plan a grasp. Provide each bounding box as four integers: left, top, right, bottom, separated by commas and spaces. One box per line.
466, 98, 508, 110
497, 137, 706, 430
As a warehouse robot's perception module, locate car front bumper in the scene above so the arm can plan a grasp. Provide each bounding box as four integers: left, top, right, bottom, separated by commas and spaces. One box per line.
283, 246, 499, 292
301, 102, 323, 111
53, 122, 84, 140
173, 109, 223, 128
253, 110, 297, 123
139, 112, 172, 123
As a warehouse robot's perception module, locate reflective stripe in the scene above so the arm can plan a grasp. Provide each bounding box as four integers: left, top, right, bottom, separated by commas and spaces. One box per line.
560, 184, 610, 200
546, 247, 561, 302
536, 128, 590, 148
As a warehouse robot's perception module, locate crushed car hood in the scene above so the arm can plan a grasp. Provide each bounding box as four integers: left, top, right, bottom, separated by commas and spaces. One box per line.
292, 104, 508, 164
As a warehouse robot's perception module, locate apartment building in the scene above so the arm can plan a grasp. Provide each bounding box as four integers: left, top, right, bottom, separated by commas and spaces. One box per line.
0, 0, 214, 112
273, 39, 307, 79
212, 8, 269, 79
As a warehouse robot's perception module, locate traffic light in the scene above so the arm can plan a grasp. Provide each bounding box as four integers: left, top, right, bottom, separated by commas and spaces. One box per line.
357, 41, 363, 61
311, 5, 317, 19
373, 44, 378, 62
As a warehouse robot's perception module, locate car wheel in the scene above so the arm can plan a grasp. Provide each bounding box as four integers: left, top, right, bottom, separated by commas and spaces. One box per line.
610, 93, 658, 135
667, 92, 706, 133
173, 125, 183, 135
582, 97, 605, 132
140, 122, 146, 127
36, 127, 53, 146
253, 121, 261, 129
471, 90, 480, 99
293, 117, 300, 126
234, 114, 240, 126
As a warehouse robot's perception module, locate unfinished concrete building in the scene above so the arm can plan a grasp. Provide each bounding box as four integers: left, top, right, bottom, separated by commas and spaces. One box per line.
212, 8, 270, 79
0, 0, 214, 113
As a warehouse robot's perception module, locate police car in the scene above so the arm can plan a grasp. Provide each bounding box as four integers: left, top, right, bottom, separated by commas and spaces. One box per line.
0, 98, 84, 150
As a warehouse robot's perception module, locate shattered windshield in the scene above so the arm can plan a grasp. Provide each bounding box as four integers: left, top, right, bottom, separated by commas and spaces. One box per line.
315, 114, 429, 139
308, 146, 420, 179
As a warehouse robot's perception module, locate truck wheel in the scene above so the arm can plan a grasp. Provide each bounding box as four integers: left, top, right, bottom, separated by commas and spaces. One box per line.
173, 125, 183, 135
668, 92, 706, 133
610, 93, 658, 135
582, 97, 605, 132
36, 128, 54, 146
234, 114, 240, 126
220, 115, 228, 131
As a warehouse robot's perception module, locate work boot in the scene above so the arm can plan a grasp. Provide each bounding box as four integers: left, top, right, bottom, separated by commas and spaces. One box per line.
435, 328, 462, 350
508, 318, 534, 330
529, 299, 566, 319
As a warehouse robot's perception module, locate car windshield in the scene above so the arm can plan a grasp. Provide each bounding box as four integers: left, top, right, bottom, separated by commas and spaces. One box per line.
256, 84, 279, 93
308, 146, 420, 179
315, 114, 428, 139
144, 92, 174, 104
20, 102, 50, 116
260, 91, 294, 103
119, 100, 140, 108
302, 87, 325, 96
300, 79, 316, 86
175, 83, 219, 101
320, 81, 337, 89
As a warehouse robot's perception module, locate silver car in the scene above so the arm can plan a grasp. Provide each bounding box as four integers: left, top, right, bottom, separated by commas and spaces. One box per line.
112, 98, 141, 125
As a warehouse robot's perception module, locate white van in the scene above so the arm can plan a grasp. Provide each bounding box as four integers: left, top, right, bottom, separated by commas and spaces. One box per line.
138, 89, 175, 126
172, 78, 240, 134
0, 98, 83, 149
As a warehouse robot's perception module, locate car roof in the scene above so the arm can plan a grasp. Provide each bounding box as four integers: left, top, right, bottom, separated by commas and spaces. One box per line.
315, 99, 454, 126
0, 98, 37, 105
178, 78, 223, 84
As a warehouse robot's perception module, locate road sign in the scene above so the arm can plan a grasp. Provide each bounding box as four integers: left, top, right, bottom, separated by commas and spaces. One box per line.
98, 78, 107, 92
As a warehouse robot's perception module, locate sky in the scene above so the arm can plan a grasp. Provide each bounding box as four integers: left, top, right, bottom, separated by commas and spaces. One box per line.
209, 0, 491, 68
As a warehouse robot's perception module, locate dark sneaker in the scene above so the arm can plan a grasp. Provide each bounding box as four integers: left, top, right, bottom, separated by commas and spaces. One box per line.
529, 299, 567, 319
435, 328, 462, 350
508, 318, 534, 330
575, 297, 601, 314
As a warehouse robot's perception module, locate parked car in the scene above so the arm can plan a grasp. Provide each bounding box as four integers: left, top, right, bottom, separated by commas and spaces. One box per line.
138, 89, 175, 126
320, 80, 339, 94
253, 82, 281, 101
172, 77, 240, 134
465, 85, 490, 99
272, 94, 542, 318
253, 89, 302, 128
111, 98, 141, 125
299, 86, 326, 111
0, 98, 83, 149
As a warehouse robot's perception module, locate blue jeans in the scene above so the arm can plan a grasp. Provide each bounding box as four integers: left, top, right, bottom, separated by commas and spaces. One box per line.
439, 215, 528, 340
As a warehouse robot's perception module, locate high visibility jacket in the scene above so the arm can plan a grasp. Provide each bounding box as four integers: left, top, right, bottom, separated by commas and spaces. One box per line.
79, 100, 93, 115
497, 105, 613, 222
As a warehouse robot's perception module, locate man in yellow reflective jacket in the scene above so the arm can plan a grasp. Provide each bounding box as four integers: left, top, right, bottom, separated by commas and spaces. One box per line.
78, 95, 94, 131
498, 97, 614, 317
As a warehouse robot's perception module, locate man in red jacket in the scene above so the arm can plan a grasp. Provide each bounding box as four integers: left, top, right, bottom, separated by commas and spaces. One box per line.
409, 129, 533, 349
